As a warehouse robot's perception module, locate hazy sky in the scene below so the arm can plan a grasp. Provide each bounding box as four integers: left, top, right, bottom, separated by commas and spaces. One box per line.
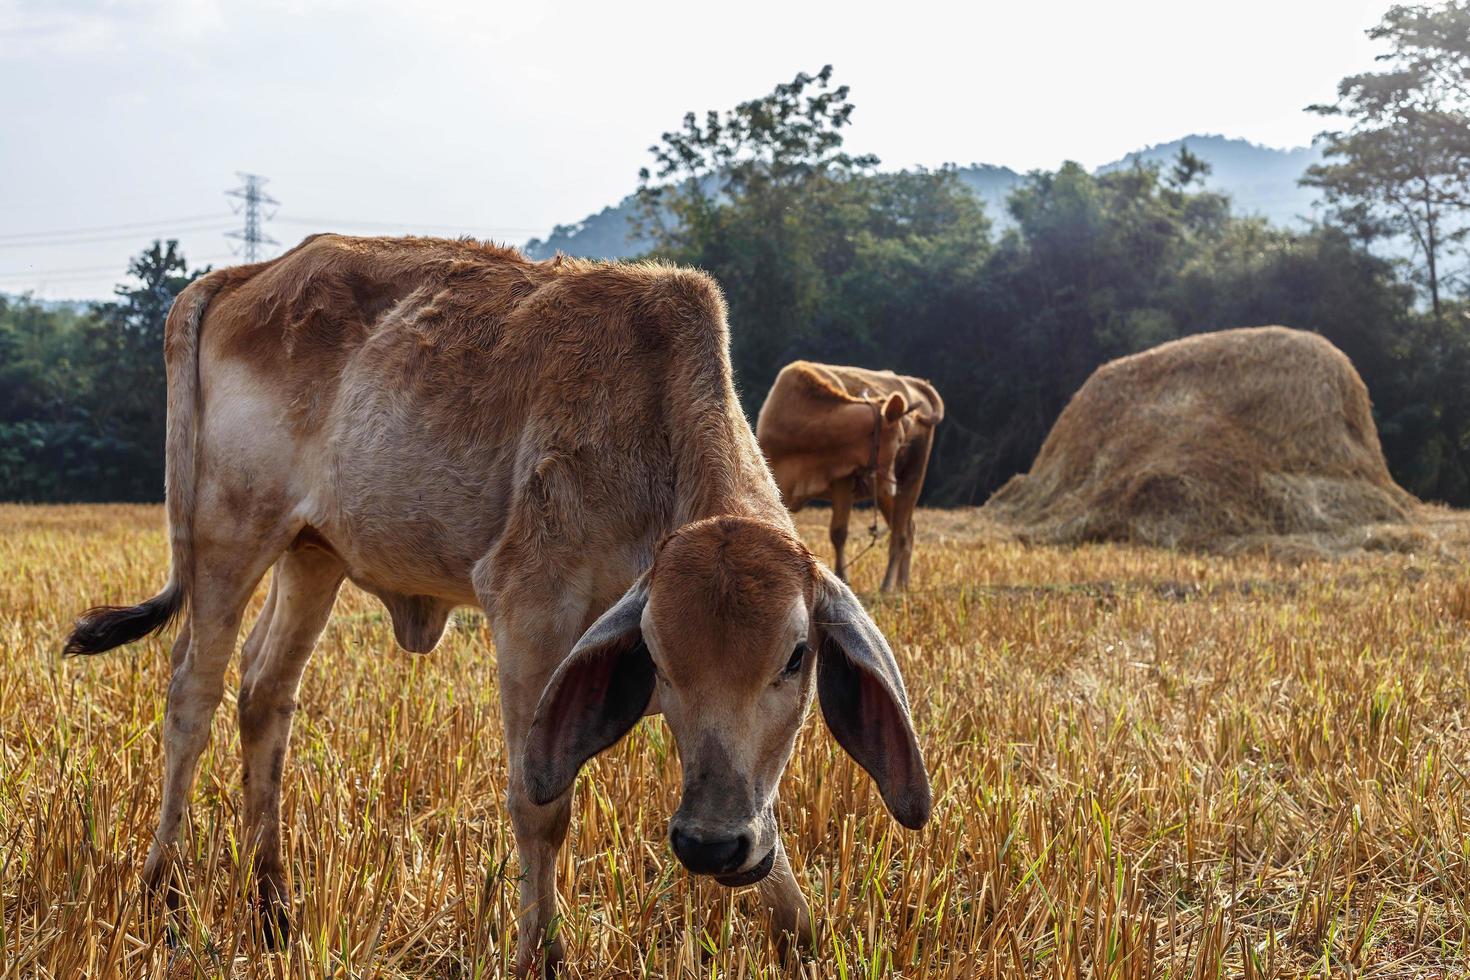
2, 0, 1389, 299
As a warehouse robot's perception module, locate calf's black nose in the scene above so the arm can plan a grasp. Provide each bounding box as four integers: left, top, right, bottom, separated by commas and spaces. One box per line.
670, 827, 750, 876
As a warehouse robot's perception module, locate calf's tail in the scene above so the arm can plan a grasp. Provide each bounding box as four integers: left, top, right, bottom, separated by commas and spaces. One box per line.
64, 273, 222, 657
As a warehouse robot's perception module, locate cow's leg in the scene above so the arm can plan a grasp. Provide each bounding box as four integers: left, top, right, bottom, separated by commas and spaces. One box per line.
882, 494, 916, 593
237, 544, 344, 947
876, 486, 903, 593
889, 430, 935, 590
828, 477, 854, 582
141, 530, 288, 921
757, 836, 813, 961
899, 516, 917, 587
482, 562, 592, 979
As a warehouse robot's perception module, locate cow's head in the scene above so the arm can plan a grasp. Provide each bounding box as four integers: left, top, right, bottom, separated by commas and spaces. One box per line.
765, 392, 912, 508
869, 392, 911, 499
522, 516, 931, 885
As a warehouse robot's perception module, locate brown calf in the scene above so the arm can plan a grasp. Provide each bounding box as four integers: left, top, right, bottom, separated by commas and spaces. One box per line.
756, 361, 944, 590
63, 236, 931, 976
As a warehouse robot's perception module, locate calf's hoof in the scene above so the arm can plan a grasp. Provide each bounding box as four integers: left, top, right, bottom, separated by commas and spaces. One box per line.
254, 894, 291, 951
770, 915, 816, 964
141, 866, 185, 947
514, 936, 566, 978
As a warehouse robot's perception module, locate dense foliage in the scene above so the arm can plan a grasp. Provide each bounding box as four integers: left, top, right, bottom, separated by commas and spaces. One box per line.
1305, 1, 1470, 318
631, 59, 1470, 506
7, 7, 1470, 507
0, 243, 204, 501
5, 147, 1469, 507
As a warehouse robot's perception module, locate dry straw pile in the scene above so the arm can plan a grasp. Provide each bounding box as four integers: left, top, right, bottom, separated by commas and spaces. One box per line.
984, 326, 1419, 553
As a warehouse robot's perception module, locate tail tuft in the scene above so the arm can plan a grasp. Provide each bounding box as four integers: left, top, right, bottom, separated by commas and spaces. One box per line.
63, 585, 184, 657
63, 273, 220, 660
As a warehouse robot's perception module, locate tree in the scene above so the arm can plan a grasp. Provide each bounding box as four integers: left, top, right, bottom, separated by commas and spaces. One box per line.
1167, 145, 1212, 191
0, 242, 207, 502
81, 240, 207, 499
1304, 1, 1470, 317
0, 296, 96, 500
634, 64, 877, 239
633, 67, 892, 411
624, 68, 1446, 506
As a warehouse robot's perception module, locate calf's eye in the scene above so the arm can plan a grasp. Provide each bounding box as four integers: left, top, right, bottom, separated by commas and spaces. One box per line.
783, 642, 808, 677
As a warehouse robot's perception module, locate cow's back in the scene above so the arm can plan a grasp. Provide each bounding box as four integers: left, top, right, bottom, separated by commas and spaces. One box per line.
190, 235, 762, 607
801, 363, 941, 422
200, 235, 555, 433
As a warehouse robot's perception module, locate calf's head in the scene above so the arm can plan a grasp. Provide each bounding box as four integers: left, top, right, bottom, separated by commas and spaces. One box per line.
522, 515, 931, 885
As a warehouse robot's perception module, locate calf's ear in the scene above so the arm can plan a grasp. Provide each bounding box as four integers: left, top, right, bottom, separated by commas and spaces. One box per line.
522, 579, 654, 805
812, 567, 932, 829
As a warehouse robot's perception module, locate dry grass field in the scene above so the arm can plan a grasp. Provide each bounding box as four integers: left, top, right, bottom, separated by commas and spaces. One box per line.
6, 504, 1470, 978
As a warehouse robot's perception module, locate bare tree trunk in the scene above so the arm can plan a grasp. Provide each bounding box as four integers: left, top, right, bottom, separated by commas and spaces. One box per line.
1424, 181, 1442, 320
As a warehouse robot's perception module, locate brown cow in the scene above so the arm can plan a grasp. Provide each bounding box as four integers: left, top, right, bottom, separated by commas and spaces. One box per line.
756, 361, 944, 591
62, 236, 931, 976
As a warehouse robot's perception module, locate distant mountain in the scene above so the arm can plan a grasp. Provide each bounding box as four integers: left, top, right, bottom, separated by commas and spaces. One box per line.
951, 164, 1025, 223
523, 194, 654, 262
523, 134, 1326, 260
1098, 135, 1323, 228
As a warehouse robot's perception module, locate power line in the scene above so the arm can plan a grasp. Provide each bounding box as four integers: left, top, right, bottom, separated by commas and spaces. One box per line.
276, 216, 544, 235
225, 173, 279, 262
1, 181, 557, 290
0, 262, 132, 279
0, 222, 237, 250
2, 212, 546, 250
0, 254, 237, 282
0, 213, 234, 242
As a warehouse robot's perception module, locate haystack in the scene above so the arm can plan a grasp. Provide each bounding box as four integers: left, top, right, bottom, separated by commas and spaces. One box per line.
982, 326, 1418, 551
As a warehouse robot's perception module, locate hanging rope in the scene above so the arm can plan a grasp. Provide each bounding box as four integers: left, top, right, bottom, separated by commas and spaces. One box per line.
843, 516, 889, 570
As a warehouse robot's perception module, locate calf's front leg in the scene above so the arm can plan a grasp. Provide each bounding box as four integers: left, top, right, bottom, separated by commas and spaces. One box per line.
756, 837, 814, 961
490, 608, 585, 978
506, 771, 572, 976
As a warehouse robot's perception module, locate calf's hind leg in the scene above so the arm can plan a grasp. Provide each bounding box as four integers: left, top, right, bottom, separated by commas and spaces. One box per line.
142, 528, 291, 916
237, 543, 344, 946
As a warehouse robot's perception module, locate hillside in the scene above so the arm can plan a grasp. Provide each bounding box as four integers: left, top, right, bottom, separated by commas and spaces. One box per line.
1098, 135, 1322, 228
524, 135, 1323, 260
951, 163, 1025, 223
522, 194, 655, 263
